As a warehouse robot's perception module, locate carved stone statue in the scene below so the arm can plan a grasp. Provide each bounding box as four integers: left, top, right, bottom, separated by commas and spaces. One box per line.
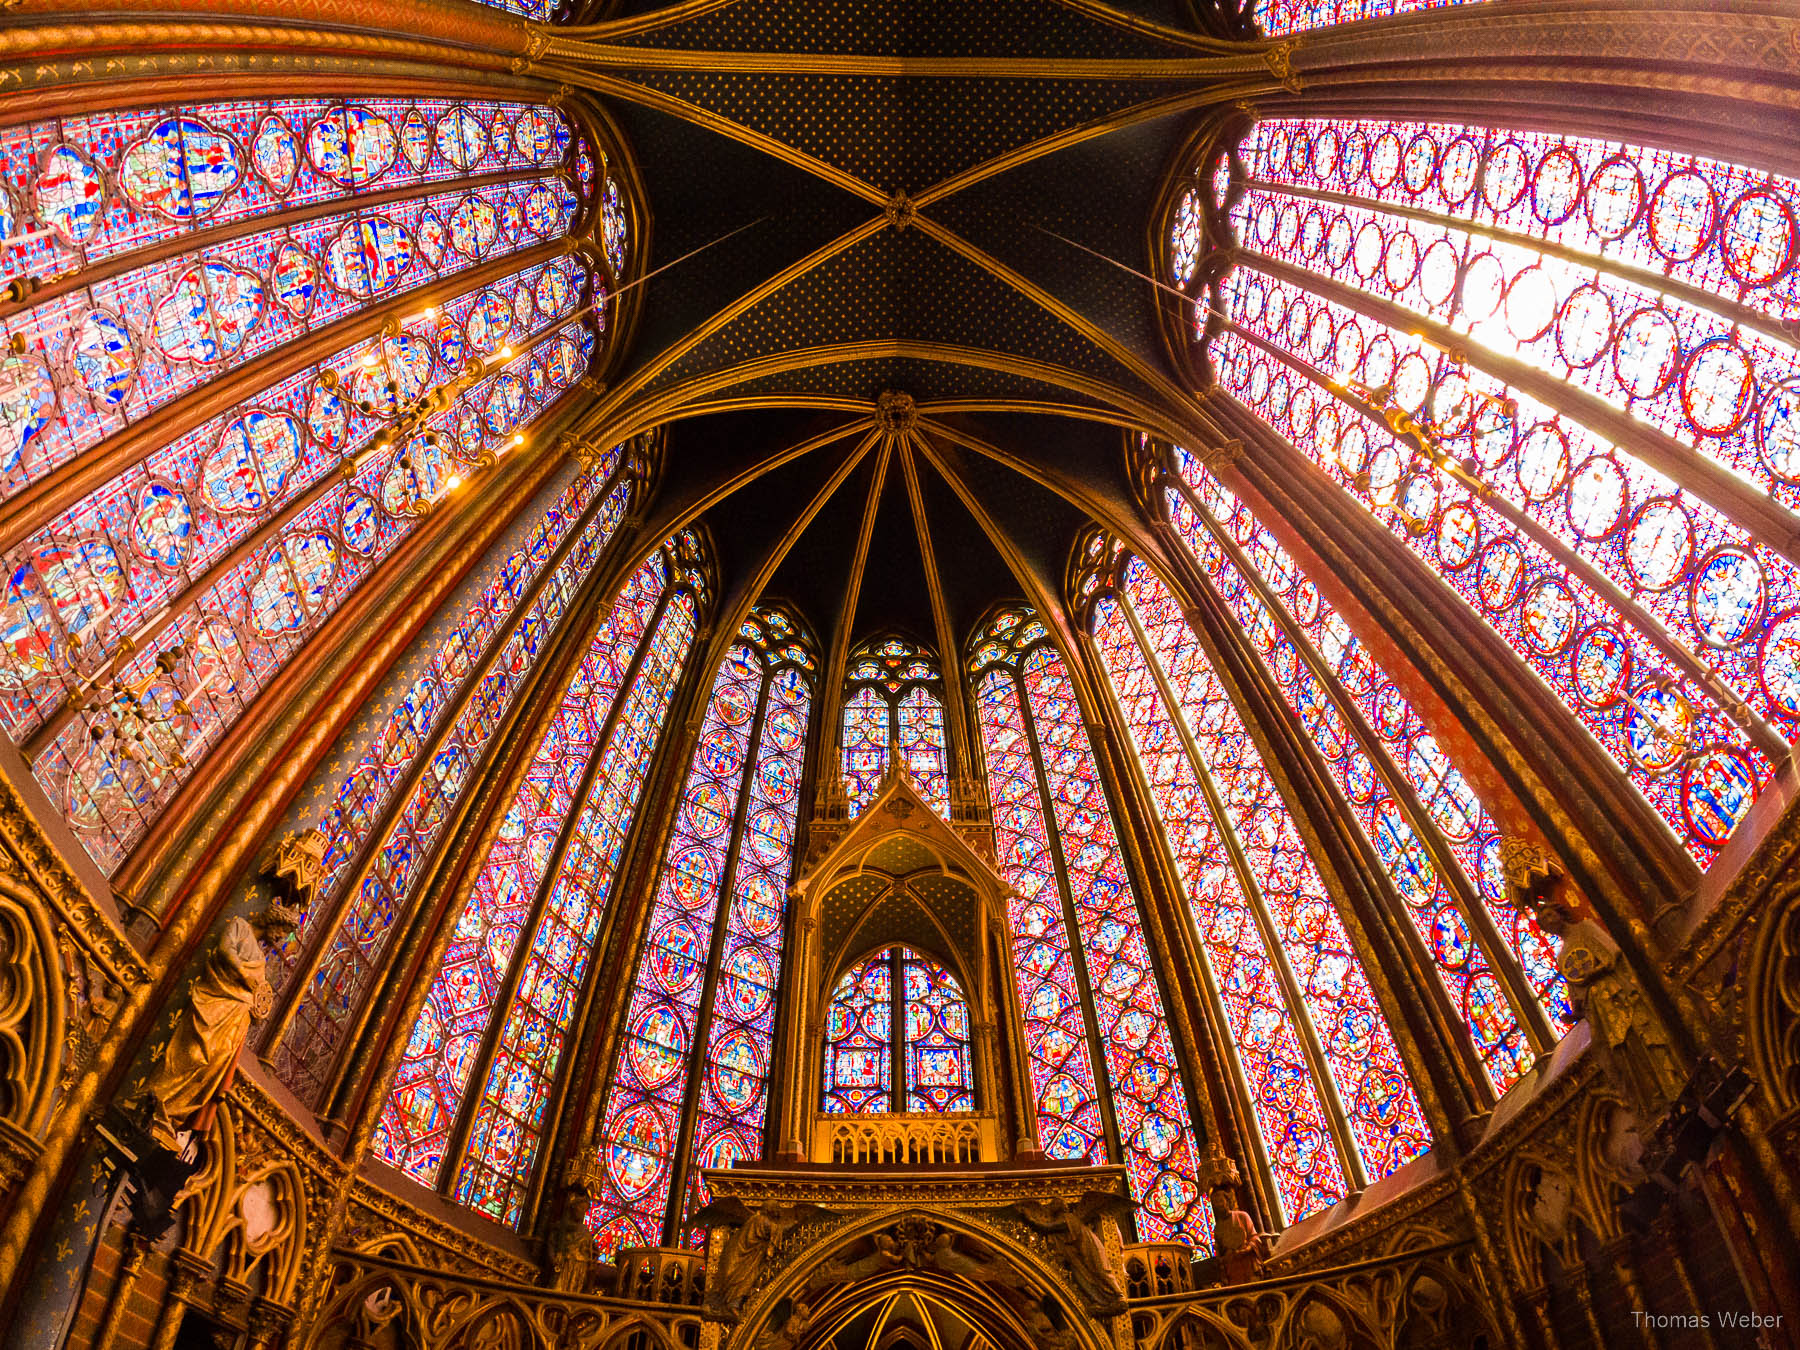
1500, 839, 1689, 1130
927, 1231, 1014, 1285
1019, 1300, 1077, 1350
142, 914, 281, 1144
692, 1198, 839, 1317
808, 1232, 901, 1293
547, 1211, 594, 1292
1209, 1183, 1270, 1284
758, 1299, 813, 1350
1519, 1162, 1575, 1258
1534, 897, 1688, 1127
1002, 1193, 1130, 1316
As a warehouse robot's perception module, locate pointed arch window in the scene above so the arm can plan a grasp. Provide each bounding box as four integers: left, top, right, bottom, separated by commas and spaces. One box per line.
1073, 541, 1431, 1223
270, 446, 643, 1104
1155, 445, 1573, 1079
842, 633, 949, 817
0, 94, 632, 873
970, 608, 1209, 1248
370, 531, 706, 1217
820, 946, 975, 1116
588, 605, 816, 1255
1172, 115, 1800, 865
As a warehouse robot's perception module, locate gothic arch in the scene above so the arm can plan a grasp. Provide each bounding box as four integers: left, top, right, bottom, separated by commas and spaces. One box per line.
730, 1208, 1115, 1350
0, 873, 65, 1139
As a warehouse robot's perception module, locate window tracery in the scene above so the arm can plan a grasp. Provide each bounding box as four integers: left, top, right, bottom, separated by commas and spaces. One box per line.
819, 946, 975, 1118
841, 634, 949, 817
270, 449, 640, 1104
1073, 537, 1432, 1221
371, 531, 707, 1204
1171, 115, 1799, 865
588, 605, 816, 1255
0, 93, 630, 873
970, 608, 1209, 1249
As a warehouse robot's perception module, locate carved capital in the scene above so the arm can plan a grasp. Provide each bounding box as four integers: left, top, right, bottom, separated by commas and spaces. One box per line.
1498, 838, 1564, 912
266, 828, 328, 913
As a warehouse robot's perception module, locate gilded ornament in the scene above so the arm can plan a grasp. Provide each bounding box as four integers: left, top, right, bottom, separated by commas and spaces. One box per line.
266, 828, 328, 916
882, 193, 917, 232
875, 389, 917, 434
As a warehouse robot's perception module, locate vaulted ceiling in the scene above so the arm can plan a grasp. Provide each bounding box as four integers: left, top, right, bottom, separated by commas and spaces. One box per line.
547, 0, 1287, 650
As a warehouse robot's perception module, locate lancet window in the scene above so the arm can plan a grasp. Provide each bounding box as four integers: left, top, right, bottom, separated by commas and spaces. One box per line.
1073, 539, 1432, 1223
588, 605, 816, 1255
841, 633, 949, 817
0, 94, 631, 874
268, 446, 645, 1104
969, 608, 1209, 1248
1146, 457, 1571, 1092
1171, 116, 1800, 866
369, 530, 707, 1219
820, 946, 975, 1117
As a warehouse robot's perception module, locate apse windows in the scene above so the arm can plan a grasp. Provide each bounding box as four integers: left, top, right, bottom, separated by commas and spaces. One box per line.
1154, 449, 1572, 1079
369, 531, 707, 1214
821, 946, 975, 1115
970, 608, 1210, 1249
1074, 539, 1432, 1223
588, 605, 816, 1255
841, 634, 949, 817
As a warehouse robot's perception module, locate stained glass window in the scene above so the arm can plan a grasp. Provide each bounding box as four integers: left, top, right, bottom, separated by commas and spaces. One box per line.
822, 952, 893, 1115
818, 946, 974, 1115
271, 451, 635, 1104
1252, 0, 1473, 37
1074, 538, 1432, 1220
841, 634, 949, 817
904, 949, 975, 1112
1161, 445, 1573, 1048
1146, 462, 1544, 1092
1178, 115, 1797, 865
370, 532, 706, 1195
588, 606, 815, 1255
0, 93, 624, 874
0, 98, 580, 498
970, 608, 1210, 1249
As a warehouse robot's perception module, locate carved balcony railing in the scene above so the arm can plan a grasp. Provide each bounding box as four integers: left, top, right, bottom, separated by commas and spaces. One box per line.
608, 1246, 706, 1306
303, 1248, 707, 1350
1123, 1242, 1198, 1299
812, 1112, 999, 1165
1123, 1238, 1497, 1350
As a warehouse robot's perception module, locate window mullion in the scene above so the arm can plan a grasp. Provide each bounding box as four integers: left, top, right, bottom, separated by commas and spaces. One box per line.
1115, 590, 1370, 1192
888, 947, 906, 1113
659, 668, 773, 1243
439, 583, 676, 1196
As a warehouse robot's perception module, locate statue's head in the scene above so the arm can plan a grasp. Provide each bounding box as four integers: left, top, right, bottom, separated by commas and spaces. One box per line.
250, 900, 304, 946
